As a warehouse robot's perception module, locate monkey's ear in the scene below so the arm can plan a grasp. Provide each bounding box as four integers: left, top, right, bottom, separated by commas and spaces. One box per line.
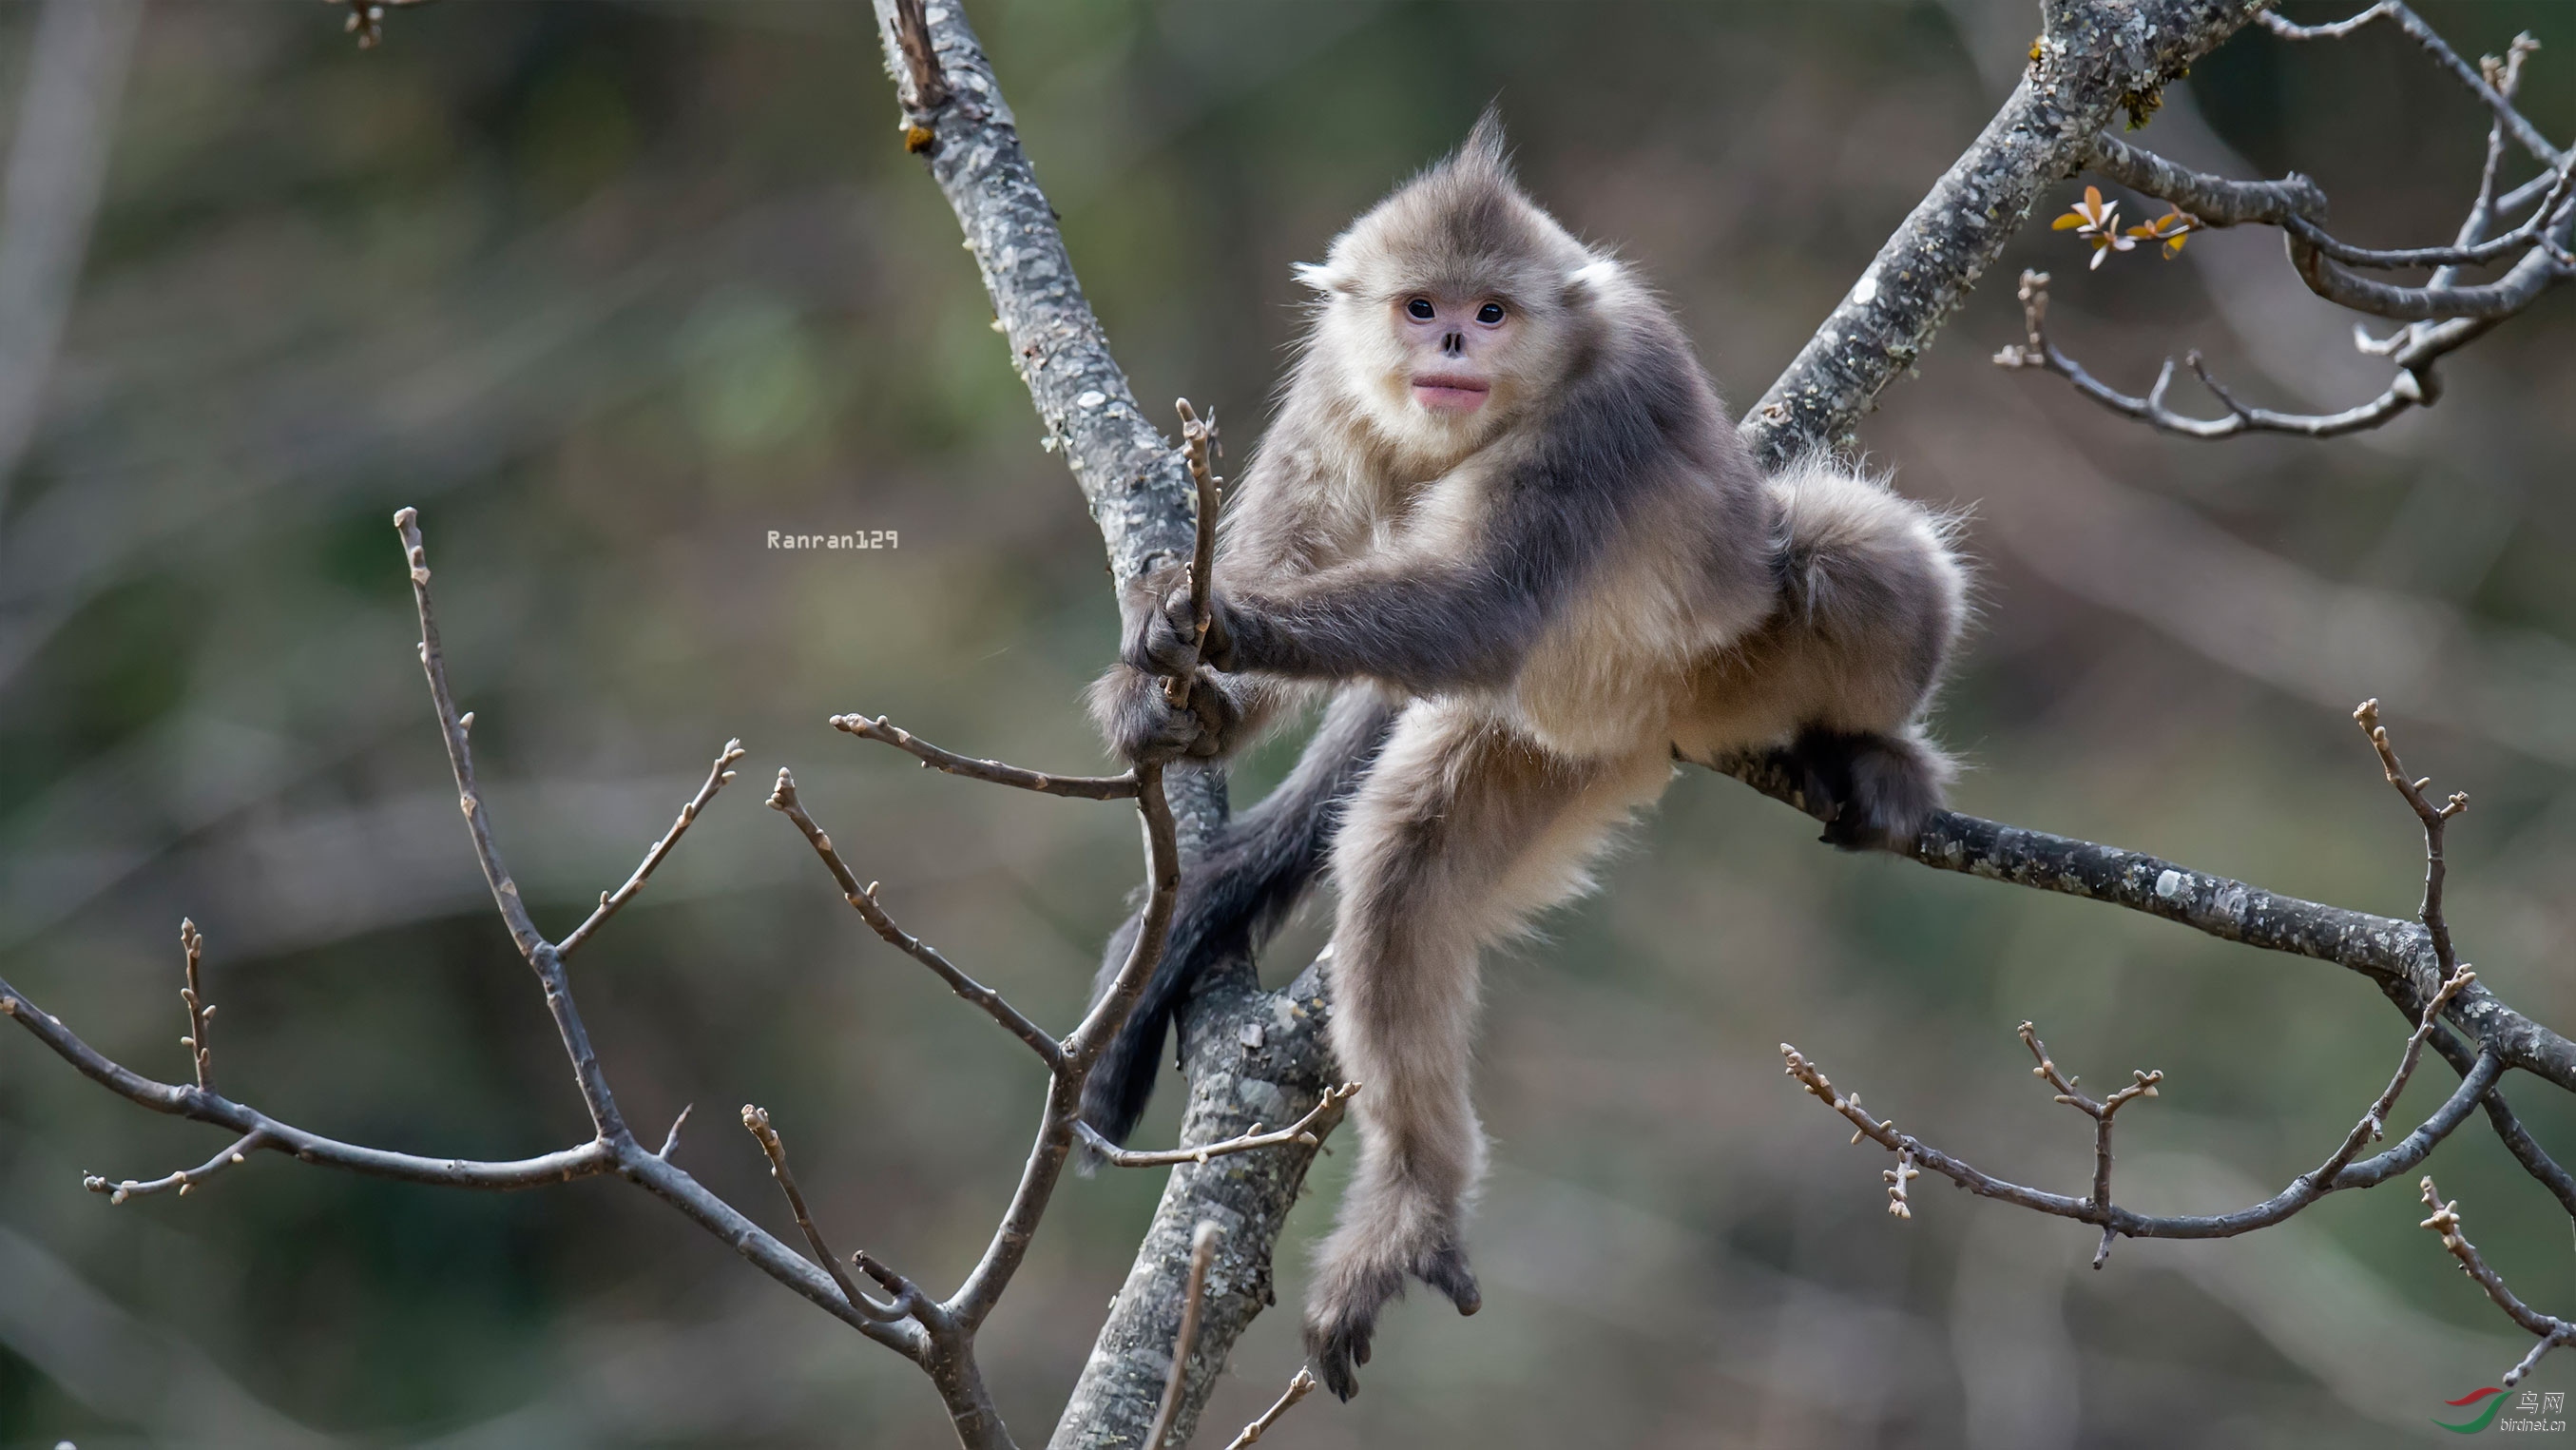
1293, 261, 1351, 295
1563, 257, 1621, 304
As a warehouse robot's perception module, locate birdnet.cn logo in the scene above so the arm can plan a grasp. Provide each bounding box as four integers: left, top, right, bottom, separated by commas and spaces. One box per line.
2437, 1386, 2567, 1433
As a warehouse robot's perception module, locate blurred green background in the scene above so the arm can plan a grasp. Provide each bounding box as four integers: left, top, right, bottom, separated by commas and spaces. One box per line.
4, 1, 2576, 1445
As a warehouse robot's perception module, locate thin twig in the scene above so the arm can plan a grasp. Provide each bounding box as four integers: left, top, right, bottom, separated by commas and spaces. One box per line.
559, 739, 748, 957
2420, 1176, 2576, 1385
831, 713, 1138, 799
394, 507, 547, 963
741, 1105, 908, 1324
765, 768, 1067, 1073
658, 1104, 693, 1161
1779, 967, 2493, 1253
0, 976, 625, 1187
2355, 698, 2468, 978
2017, 1021, 2163, 1264
85, 1129, 263, 1205
1161, 398, 1224, 708
1148, 1221, 1222, 1450
178, 918, 213, 1092
1078, 1083, 1358, 1168
1994, 269, 2432, 437
1222, 1369, 1317, 1450
950, 761, 1182, 1331
888, 0, 950, 114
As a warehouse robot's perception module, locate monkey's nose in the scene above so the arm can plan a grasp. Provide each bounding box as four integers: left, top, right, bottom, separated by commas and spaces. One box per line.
1440, 331, 1464, 357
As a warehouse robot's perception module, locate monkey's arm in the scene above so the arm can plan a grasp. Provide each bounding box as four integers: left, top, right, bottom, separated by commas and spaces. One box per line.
1129, 468, 1625, 696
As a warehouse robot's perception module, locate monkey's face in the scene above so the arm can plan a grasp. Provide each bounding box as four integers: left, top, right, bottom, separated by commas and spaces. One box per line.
1304, 265, 1581, 457
1393, 292, 1514, 416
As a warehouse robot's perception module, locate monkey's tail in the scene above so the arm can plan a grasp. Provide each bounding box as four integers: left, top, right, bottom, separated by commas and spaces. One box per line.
1079, 686, 1400, 1150
1765, 456, 1970, 848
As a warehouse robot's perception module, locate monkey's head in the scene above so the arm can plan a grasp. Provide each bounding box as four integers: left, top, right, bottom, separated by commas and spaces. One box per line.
1297, 109, 1618, 454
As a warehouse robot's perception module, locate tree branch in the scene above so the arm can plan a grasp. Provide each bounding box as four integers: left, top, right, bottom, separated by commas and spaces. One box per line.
831, 713, 1139, 800
2008, 16, 2574, 438
2420, 1176, 2576, 1387
1220, 1370, 1317, 1450
1779, 962, 2491, 1256
558, 739, 748, 957
1741, 0, 2278, 466
766, 767, 1069, 1073
1076, 1082, 1357, 1169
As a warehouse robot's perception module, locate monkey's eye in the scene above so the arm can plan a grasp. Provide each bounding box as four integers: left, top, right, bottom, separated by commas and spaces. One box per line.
1476, 301, 1507, 325
1406, 298, 1436, 320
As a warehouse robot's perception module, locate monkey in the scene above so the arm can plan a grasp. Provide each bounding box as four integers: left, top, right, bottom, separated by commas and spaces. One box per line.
1082, 110, 1967, 1401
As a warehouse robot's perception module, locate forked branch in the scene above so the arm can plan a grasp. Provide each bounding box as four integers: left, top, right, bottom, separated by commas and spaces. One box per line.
2002, 7, 2574, 439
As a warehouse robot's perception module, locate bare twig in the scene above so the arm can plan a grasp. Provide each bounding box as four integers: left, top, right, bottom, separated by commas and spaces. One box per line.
2420, 1176, 2576, 1385
765, 767, 1067, 1073
1078, 1083, 1358, 1168
832, 713, 1139, 799
1148, 1222, 1222, 1450
1780, 1013, 2495, 1251
394, 507, 548, 964
742, 1105, 907, 1323
1161, 398, 1224, 708
1221, 1369, 1317, 1450
889, 0, 951, 117
658, 1104, 693, 1161
2355, 698, 2469, 976
559, 739, 748, 957
2012, 15, 2576, 442
2016, 1022, 2163, 1266
178, 918, 214, 1092
952, 762, 1182, 1334
2, 974, 623, 1188
1994, 269, 2432, 438
84, 1129, 263, 1205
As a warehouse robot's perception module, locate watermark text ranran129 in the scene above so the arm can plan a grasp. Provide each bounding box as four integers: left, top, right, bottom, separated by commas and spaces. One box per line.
768, 530, 898, 551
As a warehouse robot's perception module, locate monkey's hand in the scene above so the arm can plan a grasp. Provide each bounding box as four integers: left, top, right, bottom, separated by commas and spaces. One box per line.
1087, 662, 1241, 765
1122, 570, 1238, 679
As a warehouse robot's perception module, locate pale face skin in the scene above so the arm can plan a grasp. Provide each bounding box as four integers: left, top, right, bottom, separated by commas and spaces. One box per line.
1394, 291, 1515, 416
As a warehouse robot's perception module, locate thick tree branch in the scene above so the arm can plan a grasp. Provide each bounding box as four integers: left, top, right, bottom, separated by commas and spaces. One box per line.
1741, 0, 2276, 466
1708, 745, 2576, 1094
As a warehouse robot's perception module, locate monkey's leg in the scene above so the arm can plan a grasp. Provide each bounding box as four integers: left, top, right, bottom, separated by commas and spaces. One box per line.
1302, 703, 1669, 1399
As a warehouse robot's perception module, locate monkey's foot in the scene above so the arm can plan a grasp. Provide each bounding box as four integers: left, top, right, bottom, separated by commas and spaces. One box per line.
1301, 1239, 1482, 1400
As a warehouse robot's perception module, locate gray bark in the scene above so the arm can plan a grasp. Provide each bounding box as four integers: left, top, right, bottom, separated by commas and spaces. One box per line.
1049, 960, 1334, 1450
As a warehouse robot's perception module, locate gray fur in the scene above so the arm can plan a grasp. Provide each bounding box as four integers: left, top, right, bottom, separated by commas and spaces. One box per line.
1092, 111, 1968, 1399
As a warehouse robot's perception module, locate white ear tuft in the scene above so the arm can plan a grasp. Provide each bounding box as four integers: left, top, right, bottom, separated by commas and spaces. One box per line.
1566, 259, 1620, 298
1293, 261, 1347, 295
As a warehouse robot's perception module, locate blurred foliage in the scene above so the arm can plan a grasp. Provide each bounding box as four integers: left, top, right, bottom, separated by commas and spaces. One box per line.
4, 1, 2576, 1446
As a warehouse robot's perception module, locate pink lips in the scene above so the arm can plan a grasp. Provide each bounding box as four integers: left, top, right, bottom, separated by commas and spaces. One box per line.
1411, 374, 1490, 414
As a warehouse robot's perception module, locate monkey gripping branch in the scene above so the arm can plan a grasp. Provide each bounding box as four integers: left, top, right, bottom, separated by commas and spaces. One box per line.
6, 0, 2576, 1444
